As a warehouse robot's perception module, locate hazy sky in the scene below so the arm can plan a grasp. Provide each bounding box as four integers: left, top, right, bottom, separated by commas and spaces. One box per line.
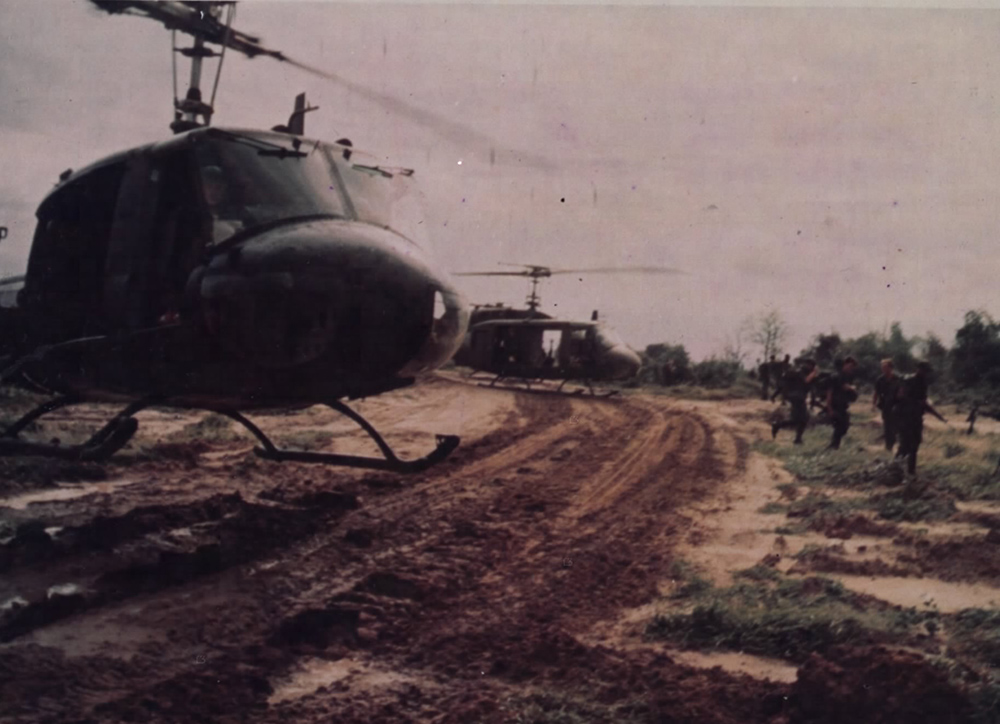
1, 1, 998, 360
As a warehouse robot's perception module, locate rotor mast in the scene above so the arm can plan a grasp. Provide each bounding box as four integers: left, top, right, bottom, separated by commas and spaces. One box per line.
171, 3, 231, 133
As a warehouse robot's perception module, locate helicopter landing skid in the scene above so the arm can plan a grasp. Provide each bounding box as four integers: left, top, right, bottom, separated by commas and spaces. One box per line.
215, 400, 459, 473
0, 395, 152, 461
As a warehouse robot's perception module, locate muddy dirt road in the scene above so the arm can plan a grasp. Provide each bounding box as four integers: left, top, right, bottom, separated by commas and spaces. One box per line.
1, 379, 943, 722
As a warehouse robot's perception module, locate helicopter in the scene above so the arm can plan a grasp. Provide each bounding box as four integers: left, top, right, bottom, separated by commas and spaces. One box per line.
451, 264, 679, 394
0, 1, 472, 473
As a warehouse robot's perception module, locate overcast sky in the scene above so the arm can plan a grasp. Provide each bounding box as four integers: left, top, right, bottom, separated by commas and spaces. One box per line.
1, 1, 998, 360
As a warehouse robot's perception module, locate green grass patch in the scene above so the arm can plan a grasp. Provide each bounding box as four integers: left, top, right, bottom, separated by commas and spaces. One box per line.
944, 442, 967, 459
274, 429, 335, 452
948, 609, 1000, 670
786, 491, 866, 518
667, 559, 714, 599
167, 413, 249, 444
873, 489, 958, 522
647, 571, 932, 664
753, 437, 878, 487
920, 461, 1000, 502
758, 501, 787, 515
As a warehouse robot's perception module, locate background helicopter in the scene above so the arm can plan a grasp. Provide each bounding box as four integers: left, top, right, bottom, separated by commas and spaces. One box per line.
0, 1, 472, 473
451, 263, 681, 394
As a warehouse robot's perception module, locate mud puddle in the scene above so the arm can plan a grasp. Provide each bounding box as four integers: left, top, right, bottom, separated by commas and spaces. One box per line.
0, 479, 137, 510
268, 656, 431, 705
668, 649, 799, 683
819, 574, 1000, 612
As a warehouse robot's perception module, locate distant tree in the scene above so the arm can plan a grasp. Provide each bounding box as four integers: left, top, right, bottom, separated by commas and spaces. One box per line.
690, 357, 741, 388
883, 322, 916, 373
951, 311, 1000, 390
743, 309, 788, 362
801, 332, 842, 370
722, 328, 748, 368
642, 343, 691, 386
921, 333, 949, 373
841, 331, 883, 383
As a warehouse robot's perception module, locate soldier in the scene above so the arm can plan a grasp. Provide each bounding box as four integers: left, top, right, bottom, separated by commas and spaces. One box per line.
967, 401, 980, 436
825, 356, 859, 450
771, 358, 819, 444
872, 358, 901, 452
895, 362, 946, 476
770, 354, 793, 402
759, 355, 775, 400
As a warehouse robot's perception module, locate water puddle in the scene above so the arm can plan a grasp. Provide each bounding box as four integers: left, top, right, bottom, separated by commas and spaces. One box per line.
828, 574, 1000, 613
0, 480, 136, 510
669, 649, 798, 683
955, 501, 1000, 516
1, 595, 28, 612
268, 656, 422, 705
47, 583, 84, 599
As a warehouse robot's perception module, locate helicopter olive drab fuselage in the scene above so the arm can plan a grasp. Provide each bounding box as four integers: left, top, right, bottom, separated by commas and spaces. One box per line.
4, 127, 469, 410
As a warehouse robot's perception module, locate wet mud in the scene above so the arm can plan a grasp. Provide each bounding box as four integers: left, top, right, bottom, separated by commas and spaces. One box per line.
0, 380, 994, 722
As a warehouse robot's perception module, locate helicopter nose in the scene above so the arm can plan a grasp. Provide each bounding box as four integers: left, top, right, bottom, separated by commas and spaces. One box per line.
607, 346, 642, 380
197, 220, 469, 386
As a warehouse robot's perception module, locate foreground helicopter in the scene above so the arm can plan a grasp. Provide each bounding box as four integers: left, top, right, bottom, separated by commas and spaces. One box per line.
452, 264, 678, 394
0, 2, 470, 472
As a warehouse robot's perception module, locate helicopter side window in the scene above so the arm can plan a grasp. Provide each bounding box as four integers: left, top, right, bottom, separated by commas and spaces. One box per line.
334, 158, 430, 249
25, 162, 126, 339
542, 330, 561, 369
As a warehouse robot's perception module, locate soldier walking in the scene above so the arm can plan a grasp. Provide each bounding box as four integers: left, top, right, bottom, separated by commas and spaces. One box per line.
872, 358, 901, 452
895, 362, 946, 476
825, 356, 859, 450
771, 358, 819, 444
759, 356, 775, 401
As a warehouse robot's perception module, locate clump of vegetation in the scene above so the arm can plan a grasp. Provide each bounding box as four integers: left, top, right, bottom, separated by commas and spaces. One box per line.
168, 413, 248, 444
274, 429, 334, 452
947, 609, 1000, 670
753, 438, 878, 487
758, 501, 787, 515
874, 490, 958, 522
944, 442, 967, 459
667, 559, 713, 599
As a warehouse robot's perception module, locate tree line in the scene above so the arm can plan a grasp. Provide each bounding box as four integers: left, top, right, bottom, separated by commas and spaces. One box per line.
640, 310, 1000, 409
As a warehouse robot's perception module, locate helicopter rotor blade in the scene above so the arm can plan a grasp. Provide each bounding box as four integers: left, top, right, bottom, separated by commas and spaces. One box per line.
547, 266, 686, 275
452, 271, 543, 277
90, 1, 280, 59
454, 265, 685, 278
90, 0, 555, 171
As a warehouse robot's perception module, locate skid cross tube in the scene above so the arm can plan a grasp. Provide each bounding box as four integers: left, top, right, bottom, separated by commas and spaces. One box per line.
215, 400, 459, 473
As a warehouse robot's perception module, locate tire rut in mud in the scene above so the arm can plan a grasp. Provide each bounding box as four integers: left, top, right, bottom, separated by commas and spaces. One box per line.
1, 490, 359, 644
1, 391, 781, 724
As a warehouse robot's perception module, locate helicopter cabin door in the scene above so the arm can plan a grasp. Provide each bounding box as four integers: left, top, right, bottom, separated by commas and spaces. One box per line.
104, 149, 206, 331
22, 161, 127, 344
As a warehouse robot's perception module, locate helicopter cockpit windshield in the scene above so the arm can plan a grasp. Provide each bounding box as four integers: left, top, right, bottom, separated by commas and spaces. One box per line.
193, 131, 347, 245
191, 130, 430, 250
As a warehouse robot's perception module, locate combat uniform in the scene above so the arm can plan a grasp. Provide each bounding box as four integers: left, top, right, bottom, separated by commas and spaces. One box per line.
873, 373, 901, 451
772, 368, 813, 444
895, 374, 929, 475
828, 373, 857, 450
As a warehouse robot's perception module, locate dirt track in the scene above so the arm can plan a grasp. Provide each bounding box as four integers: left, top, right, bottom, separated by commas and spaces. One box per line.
1, 379, 802, 722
